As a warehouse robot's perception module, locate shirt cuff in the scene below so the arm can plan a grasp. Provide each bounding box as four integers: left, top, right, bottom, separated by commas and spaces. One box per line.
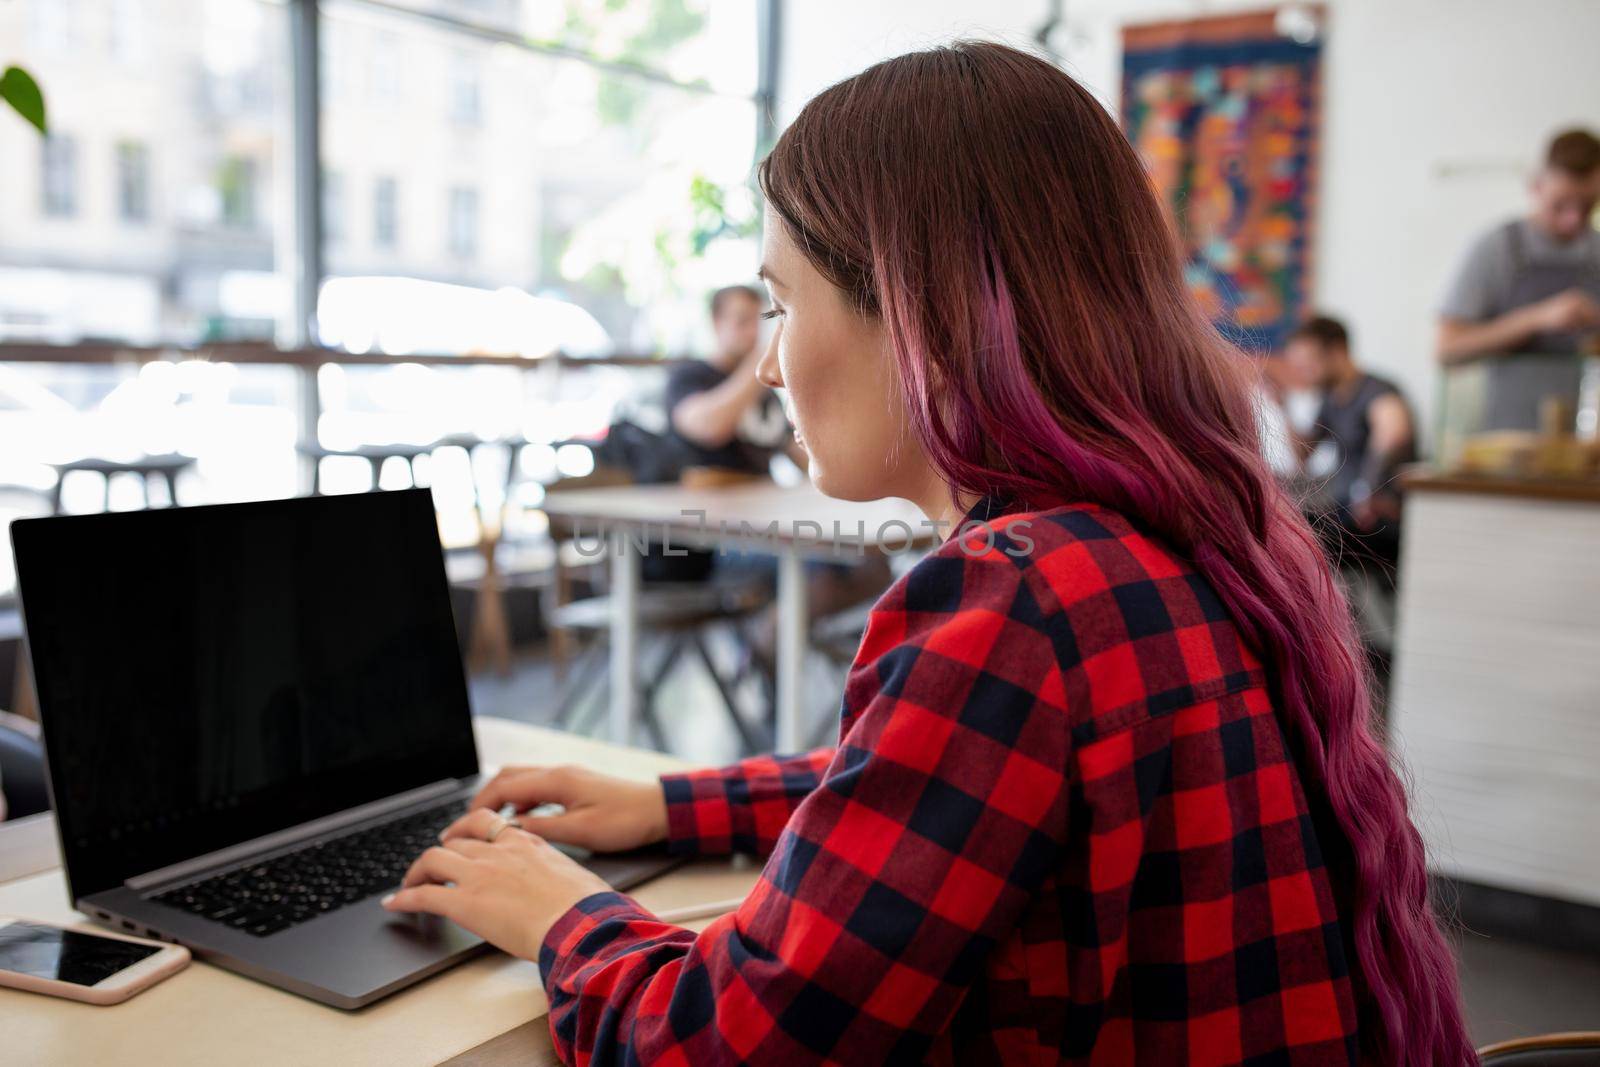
537, 890, 655, 992
660, 772, 709, 856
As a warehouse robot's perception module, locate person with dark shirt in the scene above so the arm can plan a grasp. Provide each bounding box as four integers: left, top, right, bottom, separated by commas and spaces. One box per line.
666, 285, 792, 474
1284, 315, 1417, 567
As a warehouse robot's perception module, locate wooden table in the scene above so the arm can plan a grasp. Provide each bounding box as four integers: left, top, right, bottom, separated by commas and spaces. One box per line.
541, 482, 930, 752
0, 717, 760, 1067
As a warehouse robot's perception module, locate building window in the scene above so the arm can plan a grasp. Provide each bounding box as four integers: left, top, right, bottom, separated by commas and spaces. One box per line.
116, 141, 150, 223
28, 0, 77, 54
449, 52, 481, 125
447, 187, 477, 259
323, 169, 344, 245
373, 177, 398, 250
109, 0, 148, 65
370, 31, 402, 106
41, 135, 78, 218
218, 156, 259, 228
319, 21, 350, 103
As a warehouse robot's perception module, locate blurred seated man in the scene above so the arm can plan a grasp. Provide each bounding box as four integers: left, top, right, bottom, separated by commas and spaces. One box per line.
667, 285, 890, 632
667, 285, 793, 476
1284, 315, 1417, 572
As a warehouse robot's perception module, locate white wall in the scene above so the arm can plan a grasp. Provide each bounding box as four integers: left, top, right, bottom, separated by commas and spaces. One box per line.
776, 0, 1600, 436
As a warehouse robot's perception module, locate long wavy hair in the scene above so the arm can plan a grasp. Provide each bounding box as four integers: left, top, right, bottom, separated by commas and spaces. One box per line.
759, 41, 1472, 1066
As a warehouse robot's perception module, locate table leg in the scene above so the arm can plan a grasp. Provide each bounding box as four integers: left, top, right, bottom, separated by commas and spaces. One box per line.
775, 548, 807, 753
608, 531, 641, 745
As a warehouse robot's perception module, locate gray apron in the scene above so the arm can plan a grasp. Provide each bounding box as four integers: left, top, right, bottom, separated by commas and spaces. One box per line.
1483, 223, 1600, 431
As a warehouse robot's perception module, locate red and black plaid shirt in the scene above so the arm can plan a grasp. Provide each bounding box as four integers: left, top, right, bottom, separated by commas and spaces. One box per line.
539, 500, 1359, 1065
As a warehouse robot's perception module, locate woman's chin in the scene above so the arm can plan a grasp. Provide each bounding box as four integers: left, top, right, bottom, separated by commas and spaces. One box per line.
807, 461, 885, 503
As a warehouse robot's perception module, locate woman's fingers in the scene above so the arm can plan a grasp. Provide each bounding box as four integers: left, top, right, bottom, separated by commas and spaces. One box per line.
466, 768, 529, 812
401, 845, 472, 889
469, 766, 572, 813
439, 807, 506, 843
382, 884, 457, 918
440, 837, 496, 858
517, 809, 594, 849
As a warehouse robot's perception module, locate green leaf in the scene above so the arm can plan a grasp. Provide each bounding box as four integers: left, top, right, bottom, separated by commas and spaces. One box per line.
1, 66, 46, 134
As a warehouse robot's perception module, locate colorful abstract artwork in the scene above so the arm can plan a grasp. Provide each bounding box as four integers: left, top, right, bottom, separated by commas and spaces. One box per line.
1121, 11, 1322, 353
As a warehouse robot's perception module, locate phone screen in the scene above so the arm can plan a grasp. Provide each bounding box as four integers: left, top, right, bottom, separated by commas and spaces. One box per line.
0, 921, 161, 987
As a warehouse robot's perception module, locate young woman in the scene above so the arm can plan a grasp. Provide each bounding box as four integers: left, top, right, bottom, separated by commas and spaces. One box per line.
385, 42, 1474, 1065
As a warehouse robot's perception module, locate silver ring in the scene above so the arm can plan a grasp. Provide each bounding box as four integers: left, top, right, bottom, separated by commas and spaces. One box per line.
485, 815, 520, 843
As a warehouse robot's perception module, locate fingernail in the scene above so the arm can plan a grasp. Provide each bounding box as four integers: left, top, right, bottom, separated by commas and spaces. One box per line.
381, 894, 396, 907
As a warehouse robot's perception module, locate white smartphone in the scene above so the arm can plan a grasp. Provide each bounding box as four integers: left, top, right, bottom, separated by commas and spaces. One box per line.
0, 916, 190, 1005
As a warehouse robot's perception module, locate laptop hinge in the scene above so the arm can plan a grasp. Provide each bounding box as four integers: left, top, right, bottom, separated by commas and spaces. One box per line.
125, 779, 470, 893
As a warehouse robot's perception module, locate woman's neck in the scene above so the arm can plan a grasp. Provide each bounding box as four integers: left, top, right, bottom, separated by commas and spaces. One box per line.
908, 473, 979, 541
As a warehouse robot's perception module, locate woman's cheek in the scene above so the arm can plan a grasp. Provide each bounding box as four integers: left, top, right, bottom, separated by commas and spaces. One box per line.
777, 333, 811, 429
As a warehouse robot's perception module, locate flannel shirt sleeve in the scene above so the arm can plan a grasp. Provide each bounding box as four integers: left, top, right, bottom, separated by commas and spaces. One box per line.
538, 547, 1072, 1065
659, 748, 836, 857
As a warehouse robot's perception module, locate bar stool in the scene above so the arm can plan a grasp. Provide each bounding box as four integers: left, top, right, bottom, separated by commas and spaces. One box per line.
49, 454, 196, 513
298, 442, 436, 494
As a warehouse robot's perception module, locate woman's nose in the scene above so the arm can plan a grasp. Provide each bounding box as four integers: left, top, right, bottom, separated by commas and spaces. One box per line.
755, 324, 784, 388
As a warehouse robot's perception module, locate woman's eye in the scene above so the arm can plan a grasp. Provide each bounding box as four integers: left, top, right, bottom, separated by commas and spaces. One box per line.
761, 308, 784, 320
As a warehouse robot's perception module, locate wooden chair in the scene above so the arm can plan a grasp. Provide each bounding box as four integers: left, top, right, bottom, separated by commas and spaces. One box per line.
542, 466, 778, 753
542, 463, 637, 681
1479, 1032, 1600, 1066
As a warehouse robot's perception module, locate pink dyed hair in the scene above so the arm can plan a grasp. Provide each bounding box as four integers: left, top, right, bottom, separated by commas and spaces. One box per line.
760, 41, 1472, 1066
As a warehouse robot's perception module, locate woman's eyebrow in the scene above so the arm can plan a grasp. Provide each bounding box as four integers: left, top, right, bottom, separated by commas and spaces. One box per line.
757, 265, 784, 288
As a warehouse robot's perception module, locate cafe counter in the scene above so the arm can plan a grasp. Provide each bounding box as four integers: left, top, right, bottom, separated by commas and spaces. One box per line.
1391, 470, 1600, 946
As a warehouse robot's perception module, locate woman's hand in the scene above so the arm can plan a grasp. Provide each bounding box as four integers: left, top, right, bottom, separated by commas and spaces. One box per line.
382, 809, 612, 959
449, 764, 670, 854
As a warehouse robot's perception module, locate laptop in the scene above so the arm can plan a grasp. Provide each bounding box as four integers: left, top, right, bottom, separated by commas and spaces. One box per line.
10, 488, 682, 1008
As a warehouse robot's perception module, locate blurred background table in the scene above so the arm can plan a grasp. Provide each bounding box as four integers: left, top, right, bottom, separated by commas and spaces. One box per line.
542, 481, 930, 752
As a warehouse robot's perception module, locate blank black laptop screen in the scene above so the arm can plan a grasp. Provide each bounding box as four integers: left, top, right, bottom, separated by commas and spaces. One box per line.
11, 489, 478, 900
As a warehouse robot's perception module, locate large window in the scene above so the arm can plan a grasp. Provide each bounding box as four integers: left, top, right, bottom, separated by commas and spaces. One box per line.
1, 0, 289, 345
0, 0, 772, 592
2, 0, 768, 347
312, 0, 766, 497
316, 0, 763, 354
0, 0, 301, 533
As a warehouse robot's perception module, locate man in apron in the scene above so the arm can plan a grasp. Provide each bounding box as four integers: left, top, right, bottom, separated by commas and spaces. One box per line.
1437, 128, 1600, 430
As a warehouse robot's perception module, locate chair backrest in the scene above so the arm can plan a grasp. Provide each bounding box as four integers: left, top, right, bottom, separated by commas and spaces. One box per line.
591, 419, 690, 485
1479, 1032, 1600, 1066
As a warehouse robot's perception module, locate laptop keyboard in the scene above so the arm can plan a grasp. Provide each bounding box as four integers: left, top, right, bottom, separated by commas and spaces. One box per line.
151, 799, 469, 938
